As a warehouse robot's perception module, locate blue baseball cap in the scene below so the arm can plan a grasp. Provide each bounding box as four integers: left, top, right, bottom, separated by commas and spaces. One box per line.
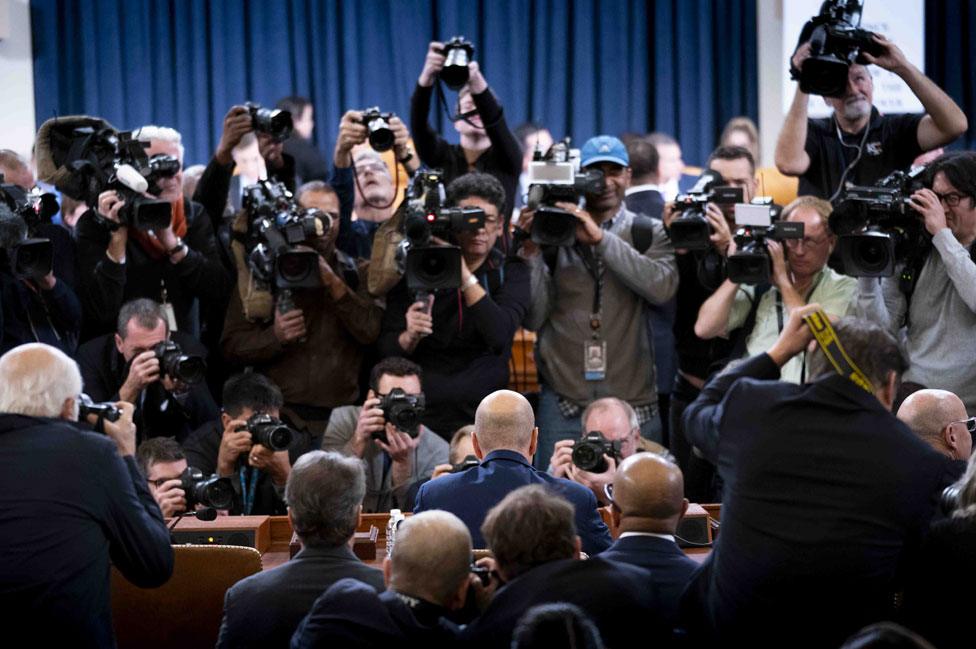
580, 135, 629, 168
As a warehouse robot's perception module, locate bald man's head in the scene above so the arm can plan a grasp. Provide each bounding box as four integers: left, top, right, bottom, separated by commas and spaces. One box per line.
387, 511, 472, 608
0, 343, 82, 420
612, 453, 687, 534
897, 389, 971, 460
474, 390, 537, 455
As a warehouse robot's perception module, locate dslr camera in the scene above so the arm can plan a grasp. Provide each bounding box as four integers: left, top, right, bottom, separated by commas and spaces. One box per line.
243, 179, 332, 290
726, 202, 803, 285
34, 116, 173, 232
439, 36, 475, 90
572, 431, 623, 473
829, 166, 929, 277
0, 180, 58, 280
669, 170, 744, 250
791, 0, 885, 97
179, 467, 235, 510
524, 139, 606, 247
243, 413, 293, 452
361, 107, 396, 152
77, 393, 122, 422
375, 388, 426, 440
152, 340, 206, 385
401, 170, 485, 291
247, 102, 294, 142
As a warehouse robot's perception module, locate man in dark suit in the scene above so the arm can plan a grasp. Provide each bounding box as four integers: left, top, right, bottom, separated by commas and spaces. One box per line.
623, 137, 665, 220
681, 306, 950, 648
462, 484, 668, 649
413, 389, 611, 554
601, 453, 698, 625
292, 511, 473, 648
216, 451, 384, 649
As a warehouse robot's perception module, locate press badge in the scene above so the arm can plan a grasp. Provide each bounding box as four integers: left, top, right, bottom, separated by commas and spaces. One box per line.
162, 301, 179, 332
584, 340, 607, 381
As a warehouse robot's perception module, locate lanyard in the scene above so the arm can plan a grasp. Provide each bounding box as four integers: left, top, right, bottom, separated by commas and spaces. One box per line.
238, 465, 259, 515
576, 243, 604, 335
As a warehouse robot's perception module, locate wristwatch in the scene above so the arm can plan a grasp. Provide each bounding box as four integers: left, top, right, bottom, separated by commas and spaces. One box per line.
167, 238, 188, 258
398, 149, 415, 165
462, 274, 480, 290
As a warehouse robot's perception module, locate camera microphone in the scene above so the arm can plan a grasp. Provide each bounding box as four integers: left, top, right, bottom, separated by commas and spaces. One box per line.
167, 507, 219, 532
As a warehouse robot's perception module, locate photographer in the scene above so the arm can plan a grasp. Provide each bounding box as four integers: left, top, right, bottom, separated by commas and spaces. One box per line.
322, 357, 448, 513
136, 436, 188, 518
377, 172, 531, 437
775, 31, 967, 200
76, 298, 219, 444
856, 152, 976, 413
183, 372, 306, 516
522, 135, 677, 468
694, 196, 856, 384
411, 40, 522, 228
681, 307, 949, 646
549, 397, 664, 505
221, 132, 382, 440
74, 124, 231, 340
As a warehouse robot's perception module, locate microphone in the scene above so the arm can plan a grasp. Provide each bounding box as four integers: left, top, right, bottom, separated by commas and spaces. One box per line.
167, 507, 218, 531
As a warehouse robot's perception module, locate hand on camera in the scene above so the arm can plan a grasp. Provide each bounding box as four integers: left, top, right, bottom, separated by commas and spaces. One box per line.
375, 426, 420, 465
909, 188, 949, 236
768, 303, 821, 367
248, 444, 292, 486
555, 201, 602, 245
404, 298, 434, 344
217, 418, 251, 477
467, 60, 488, 94
353, 391, 386, 458
103, 401, 137, 457
861, 33, 909, 74
390, 116, 411, 157
567, 456, 617, 502
215, 105, 254, 166
273, 306, 307, 344
334, 111, 368, 167
766, 239, 791, 288
419, 41, 446, 87
704, 203, 733, 254
257, 132, 285, 170
791, 41, 813, 73
154, 479, 187, 518
515, 208, 540, 258
120, 350, 161, 403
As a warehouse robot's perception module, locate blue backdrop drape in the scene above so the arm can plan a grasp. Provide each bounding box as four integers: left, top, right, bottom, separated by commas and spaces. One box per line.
925, 0, 976, 150
30, 0, 758, 168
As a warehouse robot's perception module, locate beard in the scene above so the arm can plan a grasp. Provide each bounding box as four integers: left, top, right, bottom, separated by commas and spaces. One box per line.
840, 97, 871, 122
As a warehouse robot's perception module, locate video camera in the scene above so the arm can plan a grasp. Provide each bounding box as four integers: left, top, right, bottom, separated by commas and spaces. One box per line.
571, 431, 623, 473
791, 0, 885, 97
152, 340, 206, 385
34, 116, 172, 232
375, 388, 426, 440
179, 467, 235, 510
524, 139, 605, 247
247, 102, 293, 142
361, 107, 396, 152
401, 170, 485, 291
77, 393, 122, 422
0, 179, 58, 280
726, 202, 803, 285
439, 36, 475, 90
829, 166, 928, 277
243, 179, 332, 290
669, 170, 744, 250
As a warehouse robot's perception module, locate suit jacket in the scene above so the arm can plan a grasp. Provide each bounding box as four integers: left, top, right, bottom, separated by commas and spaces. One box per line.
681, 353, 949, 647
624, 188, 665, 220
291, 578, 461, 649
601, 534, 699, 624
461, 558, 668, 649
217, 544, 383, 649
413, 449, 611, 555
0, 414, 173, 649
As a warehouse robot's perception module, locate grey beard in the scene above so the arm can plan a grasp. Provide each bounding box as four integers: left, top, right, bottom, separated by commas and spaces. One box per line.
841, 99, 871, 122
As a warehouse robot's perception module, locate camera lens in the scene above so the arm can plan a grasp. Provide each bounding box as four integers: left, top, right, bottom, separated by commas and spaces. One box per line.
174, 356, 206, 385
199, 478, 234, 510
854, 238, 891, 274
367, 120, 395, 152
571, 442, 607, 473
277, 251, 317, 284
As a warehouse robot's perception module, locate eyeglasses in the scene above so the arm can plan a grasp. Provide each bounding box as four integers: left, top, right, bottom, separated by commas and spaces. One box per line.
950, 416, 976, 434
934, 192, 971, 207
785, 235, 830, 249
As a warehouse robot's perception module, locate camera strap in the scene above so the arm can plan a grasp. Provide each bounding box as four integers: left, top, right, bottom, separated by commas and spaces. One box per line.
238, 465, 259, 515
576, 243, 604, 331
802, 309, 874, 394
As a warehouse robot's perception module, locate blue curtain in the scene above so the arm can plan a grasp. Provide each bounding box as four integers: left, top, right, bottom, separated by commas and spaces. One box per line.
925, 0, 976, 150
31, 0, 758, 167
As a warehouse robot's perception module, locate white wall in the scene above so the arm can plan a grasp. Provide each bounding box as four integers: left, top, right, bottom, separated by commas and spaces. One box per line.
757, 0, 784, 167
0, 0, 36, 160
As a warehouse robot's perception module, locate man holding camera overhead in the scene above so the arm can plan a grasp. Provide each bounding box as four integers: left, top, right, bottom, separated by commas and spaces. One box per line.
521, 135, 677, 469
775, 25, 967, 200
411, 39, 522, 229
322, 357, 448, 513
76, 298, 219, 444
221, 110, 384, 443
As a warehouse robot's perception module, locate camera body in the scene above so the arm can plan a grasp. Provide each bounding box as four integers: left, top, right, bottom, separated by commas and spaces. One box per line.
243, 179, 331, 290
792, 0, 885, 97
571, 431, 623, 473
375, 388, 426, 440
451, 454, 480, 473
401, 170, 485, 291
727, 221, 805, 285
0, 182, 57, 280
77, 393, 122, 422
146, 153, 181, 196
361, 107, 396, 152
247, 102, 294, 142
525, 139, 605, 248
440, 36, 475, 90
670, 170, 743, 250
179, 467, 235, 510
152, 340, 206, 385
829, 166, 928, 277
244, 413, 293, 451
